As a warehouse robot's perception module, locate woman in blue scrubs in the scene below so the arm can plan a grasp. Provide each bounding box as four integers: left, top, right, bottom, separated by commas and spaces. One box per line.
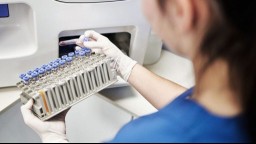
21, 0, 255, 142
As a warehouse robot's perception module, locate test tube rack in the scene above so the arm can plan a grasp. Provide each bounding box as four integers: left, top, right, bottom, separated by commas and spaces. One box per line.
17, 49, 117, 121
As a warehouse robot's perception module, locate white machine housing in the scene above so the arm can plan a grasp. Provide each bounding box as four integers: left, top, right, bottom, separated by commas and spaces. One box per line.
0, 0, 162, 87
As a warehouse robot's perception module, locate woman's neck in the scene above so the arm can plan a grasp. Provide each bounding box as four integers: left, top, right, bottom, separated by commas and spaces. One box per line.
192, 58, 242, 117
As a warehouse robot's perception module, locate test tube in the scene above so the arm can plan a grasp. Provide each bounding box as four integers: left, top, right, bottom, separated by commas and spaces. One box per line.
78, 51, 86, 63
73, 50, 80, 65
45, 65, 52, 75
44, 65, 53, 85
37, 68, 46, 88
59, 37, 89, 46
29, 71, 39, 89
57, 60, 66, 79
47, 62, 59, 84
65, 57, 73, 74
59, 60, 66, 69
38, 68, 46, 78
75, 50, 80, 58
59, 39, 77, 46
25, 71, 33, 85
65, 57, 73, 67
52, 62, 59, 73
72, 51, 85, 72
31, 71, 39, 81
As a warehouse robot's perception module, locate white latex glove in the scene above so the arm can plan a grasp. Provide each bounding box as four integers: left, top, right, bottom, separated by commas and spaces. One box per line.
76, 30, 137, 81
21, 99, 69, 143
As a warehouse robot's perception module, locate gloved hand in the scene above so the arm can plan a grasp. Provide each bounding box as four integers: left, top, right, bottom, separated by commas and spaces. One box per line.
76, 30, 137, 81
21, 99, 69, 143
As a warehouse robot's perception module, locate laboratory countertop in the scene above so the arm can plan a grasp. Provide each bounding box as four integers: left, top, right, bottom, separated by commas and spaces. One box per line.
0, 87, 20, 113
0, 49, 194, 116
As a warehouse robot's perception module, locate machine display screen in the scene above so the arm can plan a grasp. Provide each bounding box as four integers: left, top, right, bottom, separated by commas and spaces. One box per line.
0, 4, 9, 18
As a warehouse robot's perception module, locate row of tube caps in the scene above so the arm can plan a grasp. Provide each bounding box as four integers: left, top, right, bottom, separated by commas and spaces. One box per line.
19, 48, 92, 85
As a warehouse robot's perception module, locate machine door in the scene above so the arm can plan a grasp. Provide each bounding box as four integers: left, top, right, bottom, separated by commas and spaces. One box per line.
55, 0, 125, 3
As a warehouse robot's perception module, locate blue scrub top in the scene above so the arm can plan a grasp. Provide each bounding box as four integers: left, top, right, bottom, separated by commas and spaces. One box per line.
109, 88, 249, 143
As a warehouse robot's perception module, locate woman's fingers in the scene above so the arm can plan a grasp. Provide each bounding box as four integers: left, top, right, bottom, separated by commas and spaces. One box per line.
76, 35, 86, 47
21, 99, 42, 127
83, 41, 104, 49
21, 99, 33, 110
84, 30, 103, 41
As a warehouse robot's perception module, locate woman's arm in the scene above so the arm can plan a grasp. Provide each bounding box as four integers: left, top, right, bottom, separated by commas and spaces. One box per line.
128, 64, 187, 109
77, 30, 186, 109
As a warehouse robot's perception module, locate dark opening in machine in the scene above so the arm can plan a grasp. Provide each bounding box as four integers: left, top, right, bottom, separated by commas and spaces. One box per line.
59, 32, 131, 58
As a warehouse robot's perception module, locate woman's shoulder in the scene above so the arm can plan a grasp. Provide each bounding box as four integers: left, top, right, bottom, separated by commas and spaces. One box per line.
156, 87, 249, 142
160, 87, 245, 125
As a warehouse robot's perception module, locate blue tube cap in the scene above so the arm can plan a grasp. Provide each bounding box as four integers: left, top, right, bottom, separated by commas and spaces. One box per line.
66, 57, 73, 62
68, 52, 75, 57
79, 51, 86, 56
82, 48, 92, 54
45, 65, 52, 71
49, 61, 55, 66
52, 62, 59, 68
55, 58, 62, 62
38, 68, 45, 74
19, 74, 26, 79
42, 64, 48, 68
31, 71, 39, 78
61, 55, 68, 60
23, 76, 30, 82
34, 68, 40, 72
59, 60, 66, 65
27, 71, 33, 76
75, 50, 80, 56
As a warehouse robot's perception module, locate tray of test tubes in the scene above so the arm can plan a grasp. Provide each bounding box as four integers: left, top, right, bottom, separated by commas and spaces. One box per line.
17, 48, 117, 121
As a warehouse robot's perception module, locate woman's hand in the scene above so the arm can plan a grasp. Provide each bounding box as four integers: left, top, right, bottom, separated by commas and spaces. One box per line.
21, 99, 69, 143
76, 30, 137, 81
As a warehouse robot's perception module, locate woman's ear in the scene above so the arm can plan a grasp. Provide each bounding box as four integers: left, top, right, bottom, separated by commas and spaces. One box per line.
165, 0, 195, 33
165, 0, 208, 32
